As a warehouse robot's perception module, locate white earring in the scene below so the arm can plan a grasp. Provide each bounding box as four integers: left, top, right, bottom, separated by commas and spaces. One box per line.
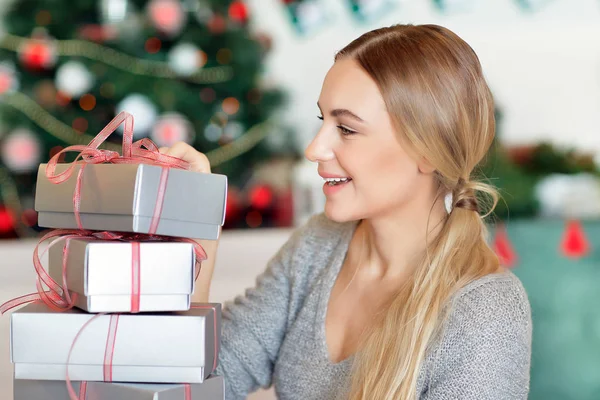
444, 192, 453, 214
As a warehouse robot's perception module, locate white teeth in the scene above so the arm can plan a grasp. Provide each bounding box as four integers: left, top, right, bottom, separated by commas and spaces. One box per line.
324, 177, 350, 183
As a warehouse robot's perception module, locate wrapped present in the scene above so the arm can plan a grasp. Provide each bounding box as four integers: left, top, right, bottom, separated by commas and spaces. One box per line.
10, 302, 221, 383
48, 238, 197, 313
35, 163, 227, 240
13, 375, 225, 400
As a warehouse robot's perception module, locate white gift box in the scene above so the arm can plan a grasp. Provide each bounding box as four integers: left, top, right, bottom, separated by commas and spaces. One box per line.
48, 238, 196, 313
10, 302, 221, 384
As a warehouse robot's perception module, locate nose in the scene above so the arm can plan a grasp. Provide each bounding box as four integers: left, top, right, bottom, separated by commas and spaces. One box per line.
304, 128, 335, 163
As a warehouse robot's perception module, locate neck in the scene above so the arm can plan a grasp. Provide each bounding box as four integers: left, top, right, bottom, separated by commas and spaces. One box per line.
357, 195, 447, 281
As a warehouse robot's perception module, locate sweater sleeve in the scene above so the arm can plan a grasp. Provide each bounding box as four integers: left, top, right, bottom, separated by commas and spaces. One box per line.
421, 275, 532, 400
214, 218, 311, 400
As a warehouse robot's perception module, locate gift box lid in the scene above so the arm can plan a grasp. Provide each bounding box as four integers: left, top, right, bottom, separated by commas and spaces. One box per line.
10, 302, 221, 368
34, 163, 227, 226
48, 239, 196, 296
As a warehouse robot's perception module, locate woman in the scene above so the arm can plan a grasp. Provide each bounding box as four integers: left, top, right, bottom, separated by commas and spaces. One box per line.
162, 24, 532, 400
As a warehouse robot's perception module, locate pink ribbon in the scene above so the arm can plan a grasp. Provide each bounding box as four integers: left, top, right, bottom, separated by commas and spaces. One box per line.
0, 229, 207, 315
79, 382, 87, 400
66, 306, 219, 400
45, 111, 191, 232
130, 242, 141, 313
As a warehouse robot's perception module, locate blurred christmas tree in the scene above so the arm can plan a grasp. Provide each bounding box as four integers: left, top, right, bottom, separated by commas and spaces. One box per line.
0, 0, 299, 238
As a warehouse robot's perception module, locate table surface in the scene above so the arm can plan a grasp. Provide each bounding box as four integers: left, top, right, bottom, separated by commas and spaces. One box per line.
0, 227, 293, 399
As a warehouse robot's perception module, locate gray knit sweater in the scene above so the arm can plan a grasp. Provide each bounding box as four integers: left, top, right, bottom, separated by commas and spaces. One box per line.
216, 213, 532, 399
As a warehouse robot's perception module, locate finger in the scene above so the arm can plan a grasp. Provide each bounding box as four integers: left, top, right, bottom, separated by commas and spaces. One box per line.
165, 142, 211, 173
158, 147, 168, 154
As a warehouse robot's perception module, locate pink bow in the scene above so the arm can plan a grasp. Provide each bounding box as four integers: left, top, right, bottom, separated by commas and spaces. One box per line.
45, 111, 191, 232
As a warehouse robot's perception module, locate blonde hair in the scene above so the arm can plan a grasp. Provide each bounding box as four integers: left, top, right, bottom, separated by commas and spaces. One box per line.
337, 24, 501, 399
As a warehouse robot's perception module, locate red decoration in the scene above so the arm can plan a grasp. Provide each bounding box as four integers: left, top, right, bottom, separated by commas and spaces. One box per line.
148, 0, 186, 36
0, 207, 15, 233
228, 1, 249, 23
561, 220, 590, 258
225, 186, 243, 223
19, 39, 56, 71
273, 188, 294, 227
249, 184, 273, 210
207, 14, 227, 34
492, 224, 517, 267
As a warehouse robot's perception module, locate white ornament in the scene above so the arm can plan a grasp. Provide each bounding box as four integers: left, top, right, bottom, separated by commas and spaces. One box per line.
223, 121, 244, 139
55, 61, 95, 98
168, 43, 205, 76
204, 123, 222, 142
116, 94, 158, 137
297, 1, 326, 33
1, 128, 41, 173
99, 0, 131, 24
151, 113, 194, 147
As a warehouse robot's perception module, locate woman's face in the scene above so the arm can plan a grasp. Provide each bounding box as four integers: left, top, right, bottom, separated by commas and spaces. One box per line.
305, 58, 436, 223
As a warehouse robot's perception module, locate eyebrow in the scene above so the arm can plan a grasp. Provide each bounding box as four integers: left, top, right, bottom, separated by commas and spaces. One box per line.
317, 102, 365, 123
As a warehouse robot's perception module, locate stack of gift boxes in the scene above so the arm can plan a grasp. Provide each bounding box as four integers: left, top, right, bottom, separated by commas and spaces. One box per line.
6, 129, 229, 399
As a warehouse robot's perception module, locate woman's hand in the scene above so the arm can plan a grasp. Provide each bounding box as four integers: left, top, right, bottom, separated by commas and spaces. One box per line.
159, 141, 218, 303
159, 142, 211, 173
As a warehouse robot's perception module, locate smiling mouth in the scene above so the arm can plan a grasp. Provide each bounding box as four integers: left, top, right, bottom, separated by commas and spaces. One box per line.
324, 177, 352, 186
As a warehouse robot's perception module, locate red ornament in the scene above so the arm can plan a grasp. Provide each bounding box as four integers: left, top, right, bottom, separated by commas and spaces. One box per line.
492, 224, 517, 267
225, 186, 243, 223
148, 0, 186, 36
228, 1, 249, 23
0, 207, 15, 233
249, 185, 273, 210
207, 14, 227, 34
561, 220, 590, 258
19, 39, 56, 70
273, 188, 294, 227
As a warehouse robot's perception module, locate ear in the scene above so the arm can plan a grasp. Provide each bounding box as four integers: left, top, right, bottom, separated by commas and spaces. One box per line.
417, 157, 436, 174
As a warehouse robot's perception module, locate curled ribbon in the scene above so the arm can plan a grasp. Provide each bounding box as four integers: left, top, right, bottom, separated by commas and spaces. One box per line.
0, 229, 207, 315
66, 306, 219, 400
45, 111, 192, 232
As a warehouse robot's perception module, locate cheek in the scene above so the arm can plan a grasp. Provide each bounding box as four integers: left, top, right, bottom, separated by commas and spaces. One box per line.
355, 147, 420, 200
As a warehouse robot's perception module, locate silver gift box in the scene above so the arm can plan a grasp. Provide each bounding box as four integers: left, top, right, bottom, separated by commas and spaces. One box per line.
35, 163, 227, 240
13, 375, 224, 400
11, 302, 221, 383
48, 238, 196, 313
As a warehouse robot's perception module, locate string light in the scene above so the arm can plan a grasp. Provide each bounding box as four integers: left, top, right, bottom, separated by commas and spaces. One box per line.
0, 33, 233, 84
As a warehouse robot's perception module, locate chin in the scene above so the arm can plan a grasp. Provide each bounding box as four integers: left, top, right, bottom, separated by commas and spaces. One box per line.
323, 202, 360, 224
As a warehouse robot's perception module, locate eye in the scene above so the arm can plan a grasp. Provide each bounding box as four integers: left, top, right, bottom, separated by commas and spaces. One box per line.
317, 115, 324, 120
337, 125, 357, 135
